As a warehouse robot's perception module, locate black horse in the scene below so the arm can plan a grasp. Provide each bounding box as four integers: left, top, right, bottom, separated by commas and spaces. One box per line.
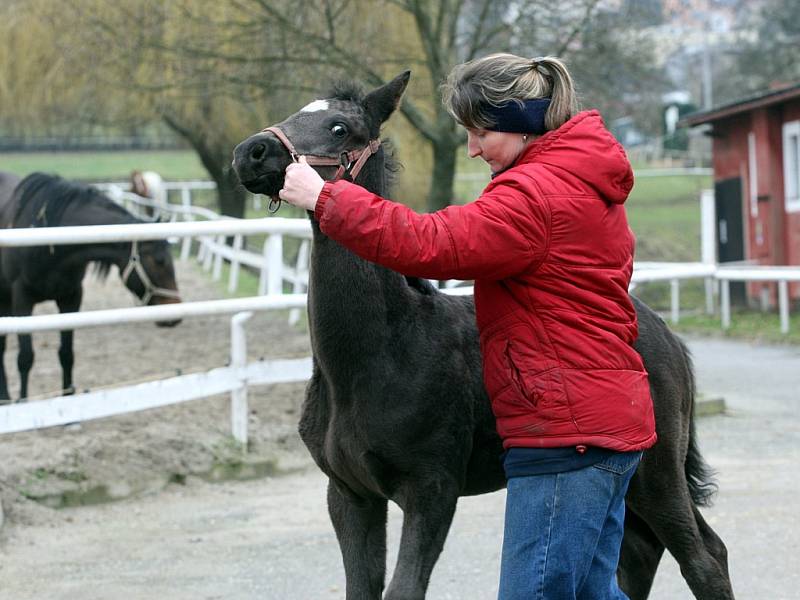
233, 73, 734, 600
0, 172, 182, 402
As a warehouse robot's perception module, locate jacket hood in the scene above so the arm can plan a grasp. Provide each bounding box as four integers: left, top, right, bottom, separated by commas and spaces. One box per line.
514, 110, 634, 204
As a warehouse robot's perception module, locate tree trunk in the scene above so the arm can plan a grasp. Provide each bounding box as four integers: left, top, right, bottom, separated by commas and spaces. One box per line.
162, 115, 247, 219
216, 169, 248, 219
426, 137, 460, 212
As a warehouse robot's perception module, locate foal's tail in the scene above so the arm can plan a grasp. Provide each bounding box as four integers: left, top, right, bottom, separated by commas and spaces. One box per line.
683, 340, 719, 508
685, 419, 718, 507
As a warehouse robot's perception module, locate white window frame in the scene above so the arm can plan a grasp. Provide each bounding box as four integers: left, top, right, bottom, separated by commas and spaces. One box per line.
783, 120, 800, 213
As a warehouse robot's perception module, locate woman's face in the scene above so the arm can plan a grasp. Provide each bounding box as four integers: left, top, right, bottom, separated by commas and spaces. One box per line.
466, 128, 528, 174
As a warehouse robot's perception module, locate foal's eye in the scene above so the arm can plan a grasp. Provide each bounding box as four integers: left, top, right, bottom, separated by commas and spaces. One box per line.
330, 124, 348, 138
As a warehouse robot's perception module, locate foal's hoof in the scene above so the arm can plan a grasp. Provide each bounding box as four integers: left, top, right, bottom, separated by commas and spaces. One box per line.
0, 397, 11, 406
63, 386, 76, 396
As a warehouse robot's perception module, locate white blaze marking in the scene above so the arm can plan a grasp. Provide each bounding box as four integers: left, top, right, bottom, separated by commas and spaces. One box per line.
300, 100, 330, 112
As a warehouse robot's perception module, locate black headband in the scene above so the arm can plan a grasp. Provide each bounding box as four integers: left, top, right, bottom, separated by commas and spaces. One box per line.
483, 98, 551, 134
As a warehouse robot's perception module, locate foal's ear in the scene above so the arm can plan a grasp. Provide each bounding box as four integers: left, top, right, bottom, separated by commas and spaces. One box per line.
363, 71, 411, 125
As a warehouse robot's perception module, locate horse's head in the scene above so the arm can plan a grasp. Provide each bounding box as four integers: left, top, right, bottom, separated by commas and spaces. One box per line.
232, 71, 410, 198
120, 239, 182, 327
130, 170, 149, 198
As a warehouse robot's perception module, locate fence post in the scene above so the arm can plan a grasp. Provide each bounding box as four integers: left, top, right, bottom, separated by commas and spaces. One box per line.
212, 235, 224, 281
259, 234, 284, 296
721, 280, 731, 330
700, 189, 716, 315
228, 234, 243, 294
180, 186, 193, 261
670, 279, 680, 323
230, 311, 253, 446
778, 280, 790, 334
268, 234, 284, 295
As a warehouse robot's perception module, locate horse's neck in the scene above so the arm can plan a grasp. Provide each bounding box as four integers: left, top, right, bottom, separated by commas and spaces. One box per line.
57, 204, 137, 269
308, 160, 409, 371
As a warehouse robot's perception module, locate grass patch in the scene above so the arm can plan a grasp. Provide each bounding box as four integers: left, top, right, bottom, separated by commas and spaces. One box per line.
671, 310, 800, 345
0, 149, 207, 181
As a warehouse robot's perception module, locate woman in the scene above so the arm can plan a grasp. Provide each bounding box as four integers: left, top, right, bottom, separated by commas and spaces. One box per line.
279, 53, 656, 600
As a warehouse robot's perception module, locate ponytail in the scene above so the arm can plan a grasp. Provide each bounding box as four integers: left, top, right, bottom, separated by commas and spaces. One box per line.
529, 57, 578, 131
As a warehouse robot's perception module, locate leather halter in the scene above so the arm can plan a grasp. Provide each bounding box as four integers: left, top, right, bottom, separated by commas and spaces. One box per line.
121, 240, 181, 305
261, 125, 381, 213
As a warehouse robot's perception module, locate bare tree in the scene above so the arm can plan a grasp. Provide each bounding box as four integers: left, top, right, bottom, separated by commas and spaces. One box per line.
206, 0, 664, 210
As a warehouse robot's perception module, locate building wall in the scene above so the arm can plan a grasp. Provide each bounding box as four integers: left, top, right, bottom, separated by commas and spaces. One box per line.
782, 102, 800, 269
710, 100, 800, 303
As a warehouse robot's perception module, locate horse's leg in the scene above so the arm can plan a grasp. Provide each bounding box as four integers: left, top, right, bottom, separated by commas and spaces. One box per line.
626, 463, 735, 600
0, 294, 10, 402
56, 290, 82, 395
384, 477, 459, 600
0, 332, 9, 403
12, 282, 34, 401
327, 480, 388, 600
618, 507, 665, 600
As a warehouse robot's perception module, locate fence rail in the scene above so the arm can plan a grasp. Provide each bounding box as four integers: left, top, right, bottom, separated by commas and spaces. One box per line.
1, 182, 799, 443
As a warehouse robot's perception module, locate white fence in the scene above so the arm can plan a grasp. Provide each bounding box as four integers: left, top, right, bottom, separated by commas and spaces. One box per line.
1, 182, 799, 442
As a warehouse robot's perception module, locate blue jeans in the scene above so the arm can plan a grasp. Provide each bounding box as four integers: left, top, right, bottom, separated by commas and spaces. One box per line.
498, 451, 642, 600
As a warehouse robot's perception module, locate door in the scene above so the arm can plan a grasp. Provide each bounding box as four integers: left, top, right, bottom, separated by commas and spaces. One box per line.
715, 177, 746, 304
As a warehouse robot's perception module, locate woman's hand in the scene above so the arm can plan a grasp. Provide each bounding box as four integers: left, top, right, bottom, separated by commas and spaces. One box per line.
279, 156, 325, 211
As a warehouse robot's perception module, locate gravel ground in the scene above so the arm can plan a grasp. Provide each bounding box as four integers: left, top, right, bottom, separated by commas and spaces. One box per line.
0, 258, 311, 524
0, 262, 798, 599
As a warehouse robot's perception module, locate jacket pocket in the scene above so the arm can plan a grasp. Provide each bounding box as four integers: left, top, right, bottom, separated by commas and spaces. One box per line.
504, 338, 537, 407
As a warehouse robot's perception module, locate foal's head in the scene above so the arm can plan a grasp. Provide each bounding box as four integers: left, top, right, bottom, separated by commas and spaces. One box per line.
232, 71, 410, 199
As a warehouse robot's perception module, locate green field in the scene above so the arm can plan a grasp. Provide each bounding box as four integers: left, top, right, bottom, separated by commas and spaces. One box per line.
0, 150, 207, 181
4, 149, 795, 342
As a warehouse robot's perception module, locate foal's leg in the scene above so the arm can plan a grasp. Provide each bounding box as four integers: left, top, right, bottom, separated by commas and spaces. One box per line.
327, 480, 389, 600
384, 477, 459, 600
56, 290, 82, 395
618, 507, 665, 600
626, 466, 735, 600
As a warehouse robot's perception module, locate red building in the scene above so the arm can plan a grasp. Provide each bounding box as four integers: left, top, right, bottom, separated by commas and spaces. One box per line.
682, 83, 800, 303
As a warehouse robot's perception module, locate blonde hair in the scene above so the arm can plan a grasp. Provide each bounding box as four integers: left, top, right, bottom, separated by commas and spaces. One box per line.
441, 53, 579, 132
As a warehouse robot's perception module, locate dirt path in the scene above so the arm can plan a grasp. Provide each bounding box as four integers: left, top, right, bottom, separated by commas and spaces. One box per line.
1, 338, 798, 599
0, 258, 313, 525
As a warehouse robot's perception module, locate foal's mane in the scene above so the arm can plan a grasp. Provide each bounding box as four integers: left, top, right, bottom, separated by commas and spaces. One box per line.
13, 173, 140, 280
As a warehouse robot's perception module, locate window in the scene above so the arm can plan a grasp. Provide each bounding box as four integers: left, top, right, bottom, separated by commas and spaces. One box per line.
784, 120, 800, 212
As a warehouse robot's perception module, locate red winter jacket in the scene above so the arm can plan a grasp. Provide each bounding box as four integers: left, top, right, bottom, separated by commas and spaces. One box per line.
314, 110, 656, 452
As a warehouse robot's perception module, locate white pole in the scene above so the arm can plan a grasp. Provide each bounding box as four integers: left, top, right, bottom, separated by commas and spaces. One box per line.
212, 235, 224, 281
258, 237, 270, 296
267, 234, 284, 295
0, 217, 310, 246
230, 311, 253, 446
202, 237, 214, 271
700, 188, 716, 315
778, 280, 790, 334
228, 234, 243, 294
721, 280, 731, 330
180, 187, 193, 261
0, 294, 307, 334
670, 279, 680, 323
705, 278, 715, 315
